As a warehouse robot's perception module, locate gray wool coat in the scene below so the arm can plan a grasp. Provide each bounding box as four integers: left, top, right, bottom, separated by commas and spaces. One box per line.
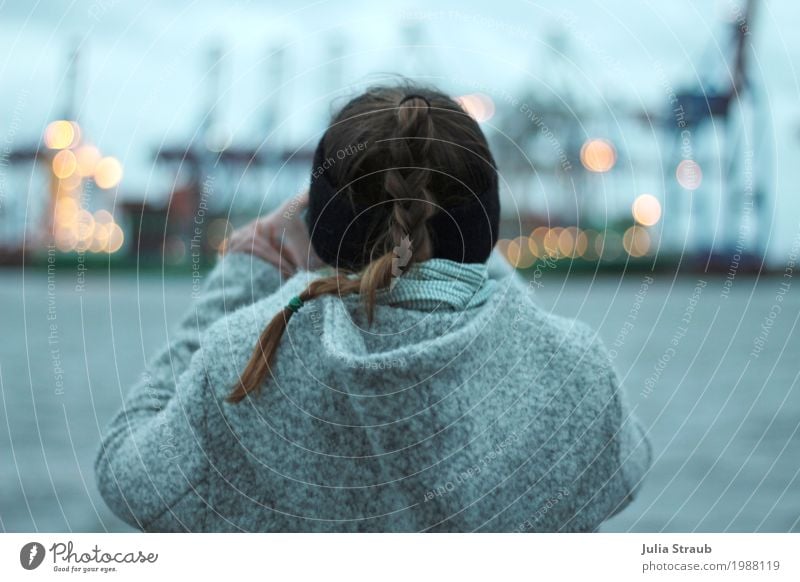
94, 251, 651, 532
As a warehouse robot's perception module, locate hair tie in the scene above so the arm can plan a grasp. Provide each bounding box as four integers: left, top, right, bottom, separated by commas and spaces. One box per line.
286, 295, 304, 313
398, 94, 431, 109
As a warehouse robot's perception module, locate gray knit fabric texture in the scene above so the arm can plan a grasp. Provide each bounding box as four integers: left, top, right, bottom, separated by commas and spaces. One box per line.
95, 252, 651, 532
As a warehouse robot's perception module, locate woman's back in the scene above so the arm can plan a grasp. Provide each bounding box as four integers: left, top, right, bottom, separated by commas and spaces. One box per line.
95, 253, 650, 532
95, 82, 650, 532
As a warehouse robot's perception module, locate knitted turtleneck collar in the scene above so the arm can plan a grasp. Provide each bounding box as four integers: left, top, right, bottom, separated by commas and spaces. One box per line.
301, 258, 496, 312
304, 259, 497, 311
374, 258, 496, 311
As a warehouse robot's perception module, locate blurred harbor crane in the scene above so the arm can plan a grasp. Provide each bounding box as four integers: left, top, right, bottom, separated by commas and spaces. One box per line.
661, 0, 766, 269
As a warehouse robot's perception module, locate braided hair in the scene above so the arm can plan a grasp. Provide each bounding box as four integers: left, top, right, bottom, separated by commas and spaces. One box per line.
228, 84, 497, 403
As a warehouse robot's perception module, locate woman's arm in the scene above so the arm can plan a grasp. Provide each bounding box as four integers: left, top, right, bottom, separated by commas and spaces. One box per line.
563, 331, 652, 530
146, 252, 283, 386
586, 365, 652, 528
94, 349, 212, 530
607, 366, 652, 509
94, 252, 281, 530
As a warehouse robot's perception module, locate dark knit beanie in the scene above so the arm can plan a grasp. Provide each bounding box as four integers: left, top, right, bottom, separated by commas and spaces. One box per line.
305, 136, 500, 271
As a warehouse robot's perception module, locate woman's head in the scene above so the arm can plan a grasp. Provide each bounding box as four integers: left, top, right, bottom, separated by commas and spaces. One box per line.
306, 83, 499, 271
228, 82, 499, 403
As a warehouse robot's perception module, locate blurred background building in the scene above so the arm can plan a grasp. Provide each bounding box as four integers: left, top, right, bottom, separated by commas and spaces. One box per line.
0, 0, 792, 272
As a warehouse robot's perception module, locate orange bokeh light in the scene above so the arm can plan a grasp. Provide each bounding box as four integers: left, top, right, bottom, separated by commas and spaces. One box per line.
94, 157, 123, 189
455, 93, 496, 123
580, 139, 616, 173
623, 226, 651, 257
44, 120, 79, 149
632, 194, 662, 226
52, 150, 77, 179
106, 223, 125, 253
75, 145, 102, 177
